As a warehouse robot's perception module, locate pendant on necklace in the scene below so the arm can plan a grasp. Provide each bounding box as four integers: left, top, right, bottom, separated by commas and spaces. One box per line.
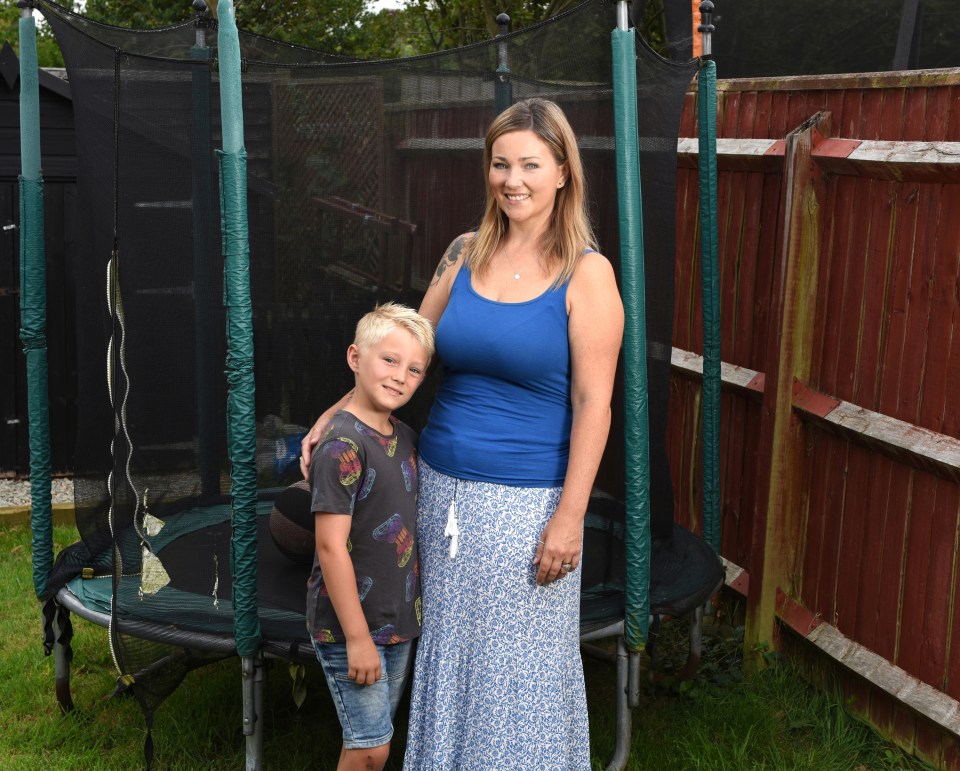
514, 272, 521, 280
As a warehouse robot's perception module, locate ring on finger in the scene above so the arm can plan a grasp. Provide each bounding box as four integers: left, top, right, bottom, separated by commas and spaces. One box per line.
561, 562, 573, 572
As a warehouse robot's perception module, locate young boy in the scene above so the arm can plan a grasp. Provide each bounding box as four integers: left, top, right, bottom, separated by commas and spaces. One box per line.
307, 301, 434, 771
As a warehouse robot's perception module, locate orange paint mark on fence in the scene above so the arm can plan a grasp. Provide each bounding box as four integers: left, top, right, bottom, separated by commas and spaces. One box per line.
692, 0, 702, 58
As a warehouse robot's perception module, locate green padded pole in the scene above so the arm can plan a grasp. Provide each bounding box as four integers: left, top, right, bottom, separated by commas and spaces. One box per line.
698, 59, 721, 554
612, 16, 651, 651
217, 0, 260, 657
19, 8, 53, 600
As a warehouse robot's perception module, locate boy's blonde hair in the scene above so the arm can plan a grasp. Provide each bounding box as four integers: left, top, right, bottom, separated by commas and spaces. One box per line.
353, 301, 435, 360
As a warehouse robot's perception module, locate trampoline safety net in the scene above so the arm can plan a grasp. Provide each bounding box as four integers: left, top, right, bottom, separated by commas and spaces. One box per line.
37, 0, 698, 721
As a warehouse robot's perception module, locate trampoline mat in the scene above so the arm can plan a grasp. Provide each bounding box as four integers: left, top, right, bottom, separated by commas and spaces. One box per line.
67, 499, 312, 642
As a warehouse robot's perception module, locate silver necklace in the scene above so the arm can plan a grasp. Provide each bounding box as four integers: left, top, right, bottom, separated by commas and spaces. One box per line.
500, 241, 541, 280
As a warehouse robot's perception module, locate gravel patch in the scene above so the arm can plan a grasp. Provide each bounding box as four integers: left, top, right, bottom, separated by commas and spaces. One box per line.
0, 478, 74, 508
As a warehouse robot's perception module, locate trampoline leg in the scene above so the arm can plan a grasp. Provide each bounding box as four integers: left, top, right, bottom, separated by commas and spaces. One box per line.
646, 614, 662, 670
53, 607, 74, 713
242, 654, 265, 771
678, 603, 705, 681
628, 645, 641, 708
605, 636, 632, 771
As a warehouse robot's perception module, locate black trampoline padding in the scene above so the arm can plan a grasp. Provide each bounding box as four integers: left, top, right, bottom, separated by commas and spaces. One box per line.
649, 523, 725, 617
65, 501, 315, 643
580, 497, 724, 625
580, 494, 627, 626
64, 493, 721, 649
158, 515, 311, 636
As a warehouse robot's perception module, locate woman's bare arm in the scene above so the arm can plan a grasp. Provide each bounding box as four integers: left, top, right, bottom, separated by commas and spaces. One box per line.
534, 251, 624, 585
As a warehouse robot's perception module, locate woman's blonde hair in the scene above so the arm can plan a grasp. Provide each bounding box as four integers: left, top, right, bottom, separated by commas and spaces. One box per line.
466, 98, 597, 287
353, 301, 435, 360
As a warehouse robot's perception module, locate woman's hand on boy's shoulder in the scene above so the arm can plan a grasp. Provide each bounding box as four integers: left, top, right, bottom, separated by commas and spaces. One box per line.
300, 394, 354, 478
300, 416, 339, 480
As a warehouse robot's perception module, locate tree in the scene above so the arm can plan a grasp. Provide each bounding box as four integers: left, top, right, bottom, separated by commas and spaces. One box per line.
75, 0, 393, 57
77, 0, 586, 58
3, 0, 588, 66
371, 0, 582, 54
82, 0, 194, 29
1, 4, 73, 67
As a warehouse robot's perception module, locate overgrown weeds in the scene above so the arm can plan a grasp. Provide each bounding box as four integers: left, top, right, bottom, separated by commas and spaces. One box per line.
585, 603, 934, 770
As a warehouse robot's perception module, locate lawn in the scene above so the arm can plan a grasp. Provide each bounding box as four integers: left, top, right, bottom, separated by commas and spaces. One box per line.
0, 522, 933, 770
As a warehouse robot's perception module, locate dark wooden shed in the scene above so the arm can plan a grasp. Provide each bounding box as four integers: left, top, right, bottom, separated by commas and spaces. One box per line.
0, 41, 76, 476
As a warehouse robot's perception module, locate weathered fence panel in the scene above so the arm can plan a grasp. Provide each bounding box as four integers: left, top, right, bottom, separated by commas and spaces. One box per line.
674, 70, 960, 767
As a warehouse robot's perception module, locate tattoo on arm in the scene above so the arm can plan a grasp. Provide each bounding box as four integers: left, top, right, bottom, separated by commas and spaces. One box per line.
429, 235, 465, 287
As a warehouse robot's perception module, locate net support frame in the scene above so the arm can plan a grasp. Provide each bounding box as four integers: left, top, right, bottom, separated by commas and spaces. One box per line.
698, 57, 721, 554
612, 11, 651, 651
494, 12, 513, 115
19, 5, 54, 601
192, 26, 221, 500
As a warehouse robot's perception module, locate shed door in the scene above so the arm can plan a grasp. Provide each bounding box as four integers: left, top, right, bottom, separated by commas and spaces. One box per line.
0, 180, 26, 474
0, 180, 76, 476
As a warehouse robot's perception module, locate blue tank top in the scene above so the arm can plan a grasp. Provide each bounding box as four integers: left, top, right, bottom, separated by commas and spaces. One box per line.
419, 266, 572, 486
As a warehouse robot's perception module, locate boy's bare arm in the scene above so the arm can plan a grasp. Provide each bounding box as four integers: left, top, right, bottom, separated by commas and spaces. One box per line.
314, 512, 381, 685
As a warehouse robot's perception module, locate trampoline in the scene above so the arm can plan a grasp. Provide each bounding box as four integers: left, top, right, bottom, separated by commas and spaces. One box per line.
51, 488, 722, 766
17, 1, 723, 768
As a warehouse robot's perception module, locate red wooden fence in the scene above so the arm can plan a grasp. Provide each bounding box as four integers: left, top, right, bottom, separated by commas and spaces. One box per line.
673, 69, 960, 767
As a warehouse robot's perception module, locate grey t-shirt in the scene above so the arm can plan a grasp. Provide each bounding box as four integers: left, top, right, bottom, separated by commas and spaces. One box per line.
306, 410, 421, 644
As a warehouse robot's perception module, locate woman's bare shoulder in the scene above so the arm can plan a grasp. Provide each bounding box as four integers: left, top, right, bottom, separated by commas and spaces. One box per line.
420, 232, 476, 325
430, 231, 474, 285
570, 249, 617, 287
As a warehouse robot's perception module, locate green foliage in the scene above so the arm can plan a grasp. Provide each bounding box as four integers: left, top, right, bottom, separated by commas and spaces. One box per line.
0, 5, 70, 67
71, 0, 587, 59
234, 0, 584, 58
2, 0, 596, 66
232, 0, 370, 56
82, 0, 194, 29
384, 0, 577, 54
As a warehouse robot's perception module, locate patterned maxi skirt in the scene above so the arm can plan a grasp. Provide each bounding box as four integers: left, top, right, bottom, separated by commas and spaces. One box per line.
403, 460, 590, 770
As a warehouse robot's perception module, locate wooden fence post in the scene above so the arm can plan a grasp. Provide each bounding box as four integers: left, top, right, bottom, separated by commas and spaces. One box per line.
743, 110, 831, 665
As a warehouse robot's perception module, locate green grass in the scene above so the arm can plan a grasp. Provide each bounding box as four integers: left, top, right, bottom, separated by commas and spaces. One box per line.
0, 523, 933, 770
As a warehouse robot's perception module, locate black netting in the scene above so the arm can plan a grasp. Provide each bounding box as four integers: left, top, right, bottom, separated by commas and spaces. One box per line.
39, 0, 698, 724
708, 0, 959, 78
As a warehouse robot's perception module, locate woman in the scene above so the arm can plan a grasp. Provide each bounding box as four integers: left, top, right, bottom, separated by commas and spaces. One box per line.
301, 98, 624, 769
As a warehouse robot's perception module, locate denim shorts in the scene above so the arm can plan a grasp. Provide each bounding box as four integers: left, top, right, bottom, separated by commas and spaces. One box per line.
313, 639, 414, 749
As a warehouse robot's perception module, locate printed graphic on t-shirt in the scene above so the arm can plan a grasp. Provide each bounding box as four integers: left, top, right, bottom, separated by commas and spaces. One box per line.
373, 513, 414, 567
323, 436, 362, 486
